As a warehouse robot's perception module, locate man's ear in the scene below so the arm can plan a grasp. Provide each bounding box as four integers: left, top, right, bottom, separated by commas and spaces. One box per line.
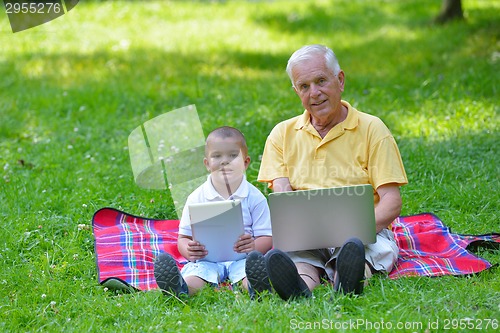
338, 70, 345, 92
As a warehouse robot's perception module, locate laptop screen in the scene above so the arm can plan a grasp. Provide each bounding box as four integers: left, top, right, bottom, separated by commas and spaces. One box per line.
269, 185, 376, 252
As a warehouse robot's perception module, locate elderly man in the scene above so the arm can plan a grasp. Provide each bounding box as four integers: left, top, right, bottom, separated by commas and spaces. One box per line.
245, 45, 408, 300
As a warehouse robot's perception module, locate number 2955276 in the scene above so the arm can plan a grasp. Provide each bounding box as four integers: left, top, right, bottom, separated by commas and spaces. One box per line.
5, 2, 62, 14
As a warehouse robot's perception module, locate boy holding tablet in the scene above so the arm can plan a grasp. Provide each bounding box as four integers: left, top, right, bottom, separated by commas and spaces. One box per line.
154, 126, 272, 298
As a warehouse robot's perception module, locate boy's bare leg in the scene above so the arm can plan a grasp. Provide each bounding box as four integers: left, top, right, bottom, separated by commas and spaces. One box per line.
241, 277, 249, 291
184, 275, 208, 296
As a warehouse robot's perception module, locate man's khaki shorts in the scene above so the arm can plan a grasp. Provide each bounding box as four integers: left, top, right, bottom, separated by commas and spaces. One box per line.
286, 228, 398, 281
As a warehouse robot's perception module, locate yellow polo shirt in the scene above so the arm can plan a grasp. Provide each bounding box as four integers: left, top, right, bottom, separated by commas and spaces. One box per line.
258, 100, 408, 206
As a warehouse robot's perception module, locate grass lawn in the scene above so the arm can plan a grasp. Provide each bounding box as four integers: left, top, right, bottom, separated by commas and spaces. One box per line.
0, 0, 498, 332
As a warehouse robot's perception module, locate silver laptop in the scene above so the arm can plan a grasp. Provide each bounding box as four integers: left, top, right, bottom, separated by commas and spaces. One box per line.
189, 200, 246, 262
269, 184, 376, 252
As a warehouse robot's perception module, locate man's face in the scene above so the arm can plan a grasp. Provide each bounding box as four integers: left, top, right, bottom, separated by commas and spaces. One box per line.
291, 54, 345, 119
204, 137, 249, 185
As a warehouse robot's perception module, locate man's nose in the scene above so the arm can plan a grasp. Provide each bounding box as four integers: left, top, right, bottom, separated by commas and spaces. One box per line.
310, 83, 321, 97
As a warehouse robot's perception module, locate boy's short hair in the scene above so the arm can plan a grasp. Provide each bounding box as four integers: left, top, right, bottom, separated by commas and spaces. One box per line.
205, 126, 248, 156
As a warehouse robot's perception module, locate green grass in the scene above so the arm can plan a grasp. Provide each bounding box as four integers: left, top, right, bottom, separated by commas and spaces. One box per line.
0, 0, 499, 332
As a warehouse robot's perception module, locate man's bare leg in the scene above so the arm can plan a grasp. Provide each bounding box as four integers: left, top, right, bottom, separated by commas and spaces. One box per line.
296, 262, 322, 291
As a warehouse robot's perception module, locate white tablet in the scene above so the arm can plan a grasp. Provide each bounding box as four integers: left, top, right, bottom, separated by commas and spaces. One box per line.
189, 200, 246, 263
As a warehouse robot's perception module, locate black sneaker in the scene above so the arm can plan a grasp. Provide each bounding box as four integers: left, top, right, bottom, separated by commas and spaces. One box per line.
334, 237, 365, 295
154, 252, 188, 297
265, 249, 312, 301
245, 251, 272, 300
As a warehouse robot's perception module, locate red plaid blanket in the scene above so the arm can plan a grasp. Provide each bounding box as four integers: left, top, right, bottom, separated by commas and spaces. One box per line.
388, 213, 499, 278
92, 208, 188, 291
92, 208, 499, 290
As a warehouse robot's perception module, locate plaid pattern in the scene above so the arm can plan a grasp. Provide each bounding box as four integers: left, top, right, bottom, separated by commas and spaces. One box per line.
92, 208, 499, 290
92, 208, 187, 291
389, 213, 499, 279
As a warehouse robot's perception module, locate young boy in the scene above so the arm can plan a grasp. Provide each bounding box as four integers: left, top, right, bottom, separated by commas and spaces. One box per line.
154, 126, 272, 298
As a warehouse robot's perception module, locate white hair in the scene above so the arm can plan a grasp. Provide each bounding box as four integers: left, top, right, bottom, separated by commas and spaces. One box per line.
285, 45, 341, 87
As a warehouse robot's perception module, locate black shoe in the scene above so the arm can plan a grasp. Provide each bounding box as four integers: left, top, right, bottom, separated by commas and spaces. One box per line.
245, 251, 272, 300
265, 249, 312, 301
334, 238, 365, 295
154, 253, 188, 297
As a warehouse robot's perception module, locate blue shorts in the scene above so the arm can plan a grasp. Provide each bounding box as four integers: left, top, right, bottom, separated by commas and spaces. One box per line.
180, 259, 246, 285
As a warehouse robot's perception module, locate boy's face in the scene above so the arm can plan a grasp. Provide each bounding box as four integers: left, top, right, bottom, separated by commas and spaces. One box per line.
204, 137, 250, 185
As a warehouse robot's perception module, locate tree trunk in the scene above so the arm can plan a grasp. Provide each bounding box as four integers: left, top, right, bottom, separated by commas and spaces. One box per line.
435, 0, 464, 24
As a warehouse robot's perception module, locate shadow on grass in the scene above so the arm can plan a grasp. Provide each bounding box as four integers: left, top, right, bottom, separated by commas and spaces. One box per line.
399, 130, 499, 232
250, 0, 498, 102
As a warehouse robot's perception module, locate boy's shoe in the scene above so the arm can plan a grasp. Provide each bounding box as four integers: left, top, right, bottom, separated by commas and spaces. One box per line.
334, 237, 365, 295
245, 250, 272, 300
154, 253, 188, 297
265, 249, 312, 301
